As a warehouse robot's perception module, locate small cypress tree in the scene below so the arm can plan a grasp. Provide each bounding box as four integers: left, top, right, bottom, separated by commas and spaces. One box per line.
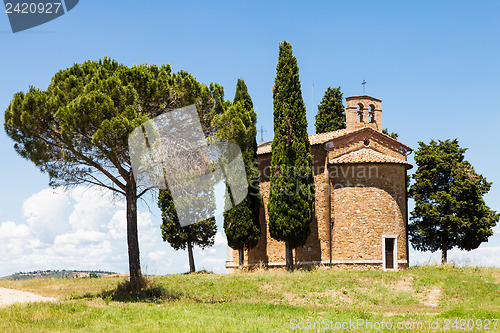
268, 41, 315, 271
315, 86, 345, 133
233, 79, 254, 111
158, 188, 217, 273
214, 79, 261, 268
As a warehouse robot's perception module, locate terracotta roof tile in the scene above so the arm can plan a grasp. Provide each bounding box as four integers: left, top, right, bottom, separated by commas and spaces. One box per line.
308, 128, 352, 145
256, 127, 412, 155
329, 148, 412, 168
257, 129, 352, 155
256, 141, 272, 155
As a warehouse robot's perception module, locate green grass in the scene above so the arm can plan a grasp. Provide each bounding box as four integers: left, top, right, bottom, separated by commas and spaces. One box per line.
0, 265, 499, 332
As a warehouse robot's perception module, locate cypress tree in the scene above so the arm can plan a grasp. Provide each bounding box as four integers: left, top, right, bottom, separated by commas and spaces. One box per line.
314, 86, 345, 133
268, 41, 315, 271
233, 79, 254, 112
158, 81, 224, 274
158, 188, 217, 273
214, 79, 261, 268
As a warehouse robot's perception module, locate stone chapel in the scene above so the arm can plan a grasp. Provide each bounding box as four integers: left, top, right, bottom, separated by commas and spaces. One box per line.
226, 95, 413, 271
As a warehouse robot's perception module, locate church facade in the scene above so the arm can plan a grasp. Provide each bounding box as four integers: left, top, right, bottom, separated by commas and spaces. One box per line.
226, 95, 413, 271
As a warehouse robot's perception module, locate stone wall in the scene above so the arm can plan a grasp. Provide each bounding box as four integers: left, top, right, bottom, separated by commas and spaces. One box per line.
328, 131, 406, 161
240, 145, 328, 266
227, 147, 408, 271
330, 163, 408, 269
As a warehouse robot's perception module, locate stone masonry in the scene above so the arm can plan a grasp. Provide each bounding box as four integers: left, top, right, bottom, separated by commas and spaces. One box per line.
226, 95, 412, 272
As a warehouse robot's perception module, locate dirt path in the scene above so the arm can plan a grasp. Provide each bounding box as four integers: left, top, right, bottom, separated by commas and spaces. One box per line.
0, 288, 56, 307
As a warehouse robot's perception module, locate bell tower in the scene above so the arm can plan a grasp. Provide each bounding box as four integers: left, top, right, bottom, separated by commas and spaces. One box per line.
345, 95, 382, 132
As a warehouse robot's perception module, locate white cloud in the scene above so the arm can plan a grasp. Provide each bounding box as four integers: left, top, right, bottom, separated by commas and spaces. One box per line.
147, 250, 168, 261
54, 231, 108, 245
22, 187, 71, 243
106, 210, 127, 240
68, 186, 122, 231
0, 221, 31, 239
190, 232, 228, 272
0, 186, 228, 277
214, 232, 227, 246
410, 243, 500, 267
198, 257, 226, 273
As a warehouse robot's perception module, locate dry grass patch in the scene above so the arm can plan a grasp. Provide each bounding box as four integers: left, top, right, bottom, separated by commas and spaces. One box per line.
308, 289, 354, 305
388, 274, 443, 308
391, 275, 414, 293
423, 286, 442, 307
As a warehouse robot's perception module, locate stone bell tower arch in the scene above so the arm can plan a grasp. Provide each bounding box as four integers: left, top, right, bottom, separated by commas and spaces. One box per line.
345, 95, 382, 132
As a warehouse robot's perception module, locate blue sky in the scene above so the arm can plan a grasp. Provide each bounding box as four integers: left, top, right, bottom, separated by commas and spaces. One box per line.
0, 0, 499, 276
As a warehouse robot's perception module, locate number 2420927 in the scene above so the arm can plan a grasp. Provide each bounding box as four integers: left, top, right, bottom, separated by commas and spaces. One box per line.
5, 2, 62, 14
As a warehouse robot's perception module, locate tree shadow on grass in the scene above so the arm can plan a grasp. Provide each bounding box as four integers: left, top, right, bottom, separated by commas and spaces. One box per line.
79, 277, 183, 303
77, 275, 231, 304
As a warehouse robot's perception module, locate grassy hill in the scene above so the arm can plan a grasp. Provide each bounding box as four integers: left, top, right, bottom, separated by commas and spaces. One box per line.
0, 265, 498, 332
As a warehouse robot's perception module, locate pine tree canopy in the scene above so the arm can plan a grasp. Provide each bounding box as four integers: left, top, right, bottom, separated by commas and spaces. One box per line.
4, 58, 225, 285
409, 139, 499, 263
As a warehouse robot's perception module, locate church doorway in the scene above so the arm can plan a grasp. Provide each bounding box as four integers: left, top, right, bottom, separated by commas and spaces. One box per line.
382, 236, 397, 271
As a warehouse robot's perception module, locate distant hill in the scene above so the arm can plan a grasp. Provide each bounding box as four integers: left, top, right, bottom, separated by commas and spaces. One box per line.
2, 270, 117, 280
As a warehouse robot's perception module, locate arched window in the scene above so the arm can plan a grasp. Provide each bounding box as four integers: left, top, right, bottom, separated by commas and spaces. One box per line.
368, 104, 375, 123
357, 103, 364, 123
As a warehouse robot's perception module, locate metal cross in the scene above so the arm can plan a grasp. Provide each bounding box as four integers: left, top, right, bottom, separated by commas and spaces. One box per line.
259, 126, 268, 142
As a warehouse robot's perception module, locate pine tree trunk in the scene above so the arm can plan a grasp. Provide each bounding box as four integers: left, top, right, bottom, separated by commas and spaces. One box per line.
441, 238, 448, 265
238, 248, 244, 269
126, 181, 142, 286
187, 241, 196, 273
285, 241, 294, 271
